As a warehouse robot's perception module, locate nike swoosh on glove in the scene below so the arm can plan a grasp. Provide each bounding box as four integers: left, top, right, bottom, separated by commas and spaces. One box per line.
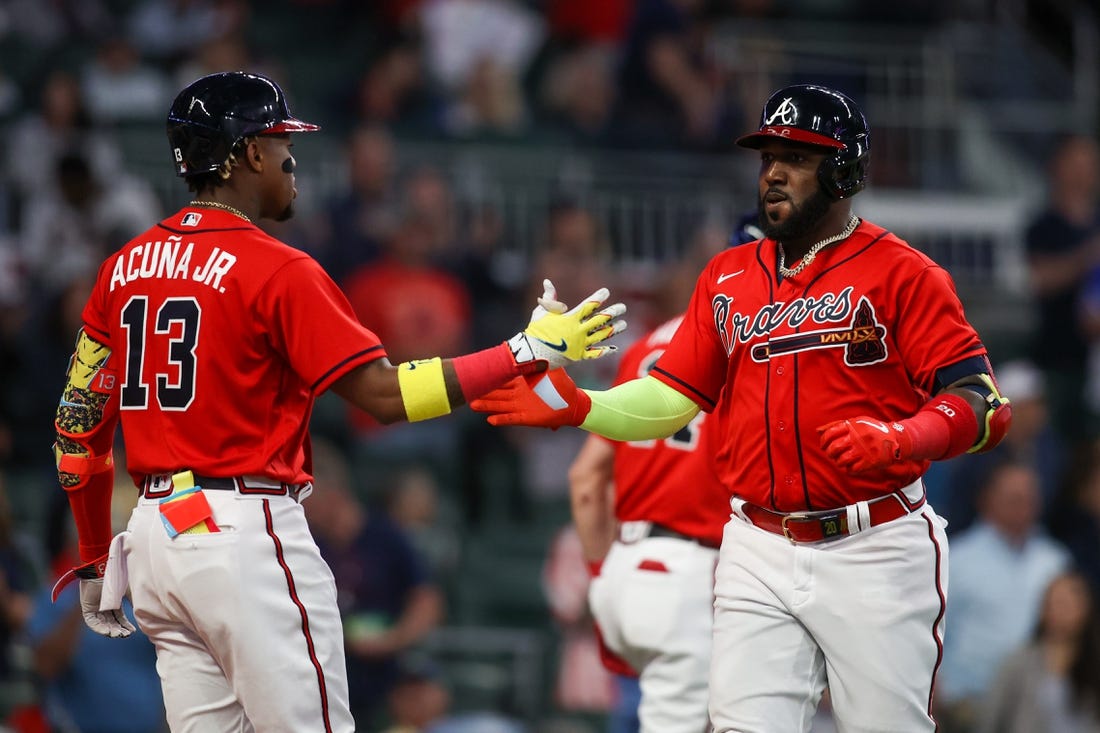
470, 369, 592, 429
508, 279, 627, 370
80, 578, 135, 638
818, 416, 913, 473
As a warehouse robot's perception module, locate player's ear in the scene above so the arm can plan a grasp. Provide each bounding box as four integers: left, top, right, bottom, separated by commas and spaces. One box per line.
243, 138, 263, 173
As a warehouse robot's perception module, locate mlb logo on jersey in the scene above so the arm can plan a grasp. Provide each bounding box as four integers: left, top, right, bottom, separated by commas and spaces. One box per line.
181, 212, 202, 227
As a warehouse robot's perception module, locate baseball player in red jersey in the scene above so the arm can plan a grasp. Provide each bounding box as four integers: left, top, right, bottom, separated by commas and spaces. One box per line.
472, 84, 1013, 732
50, 71, 625, 733
570, 312, 728, 732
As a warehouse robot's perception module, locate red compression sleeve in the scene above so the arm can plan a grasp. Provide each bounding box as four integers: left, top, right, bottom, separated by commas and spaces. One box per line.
64, 471, 114, 562
451, 342, 541, 402
901, 393, 979, 461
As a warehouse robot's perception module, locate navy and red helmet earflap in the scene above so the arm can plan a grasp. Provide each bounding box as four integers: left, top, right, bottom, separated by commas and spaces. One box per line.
737, 84, 870, 199
166, 71, 320, 177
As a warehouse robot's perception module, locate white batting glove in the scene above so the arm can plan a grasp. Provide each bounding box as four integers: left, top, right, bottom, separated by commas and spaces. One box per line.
508, 279, 627, 370
80, 578, 135, 638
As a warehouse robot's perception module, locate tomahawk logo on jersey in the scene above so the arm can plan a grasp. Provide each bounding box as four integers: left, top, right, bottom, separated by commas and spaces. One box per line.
652, 219, 986, 511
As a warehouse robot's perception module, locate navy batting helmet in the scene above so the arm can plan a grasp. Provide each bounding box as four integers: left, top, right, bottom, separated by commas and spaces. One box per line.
166, 71, 320, 177
736, 84, 870, 199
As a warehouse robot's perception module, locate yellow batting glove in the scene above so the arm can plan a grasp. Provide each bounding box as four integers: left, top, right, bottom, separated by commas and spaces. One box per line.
508, 279, 627, 370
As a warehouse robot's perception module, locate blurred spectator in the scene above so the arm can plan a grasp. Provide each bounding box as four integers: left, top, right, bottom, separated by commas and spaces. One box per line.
127, 0, 249, 68
937, 460, 1073, 733
541, 524, 617, 715
545, 0, 633, 44
304, 439, 445, 730
0, 473, 36, 713
5, 272, 92, 469
342, 209, 472, 370
0, 0, 112, 49
441, 56, 529, 140
315, 124, 401, 277
1024, 134, 1100, 448
613, 0, 738, 149
80, 36, 173, 126
525, 202, 613, 319
936, 359, 1067, 535
25, 455, 166, 733
3, 70, 123, 207
19, 150, 161, 295
977, 570, 1100, 733
383, 466, 461, 580
381, 657, 528, 733
1049, 443, 1100, 598
172, 33, 261, 90
401, 166, 461, 258
341, 206, 473, 479
348, 43, 435, 131
539, 45, 618, 147
418, 0, 544, 95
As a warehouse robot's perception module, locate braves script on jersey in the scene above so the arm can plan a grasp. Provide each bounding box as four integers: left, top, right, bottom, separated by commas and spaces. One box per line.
82, 207, 386, 483
609, 316, 728, 547
652, 220, 986, 510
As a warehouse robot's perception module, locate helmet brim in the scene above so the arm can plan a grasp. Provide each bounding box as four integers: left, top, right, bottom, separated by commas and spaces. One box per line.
736, 126, 846, 150
264, 118, 321, 134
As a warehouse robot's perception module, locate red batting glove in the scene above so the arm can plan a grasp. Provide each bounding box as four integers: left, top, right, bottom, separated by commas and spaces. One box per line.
469, 369, 592, 429
817, 416, 914, 473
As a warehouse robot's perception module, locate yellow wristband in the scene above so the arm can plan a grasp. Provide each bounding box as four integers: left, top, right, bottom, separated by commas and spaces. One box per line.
397, 358, 452, 422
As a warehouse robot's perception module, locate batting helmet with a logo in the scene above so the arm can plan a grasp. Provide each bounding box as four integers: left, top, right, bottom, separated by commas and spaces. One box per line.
736, 84, 870, 199
166, 71, 320, 177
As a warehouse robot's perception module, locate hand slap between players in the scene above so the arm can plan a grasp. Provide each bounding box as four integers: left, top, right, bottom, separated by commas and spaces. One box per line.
508, 279, 627, 371
471, 368, 592, 429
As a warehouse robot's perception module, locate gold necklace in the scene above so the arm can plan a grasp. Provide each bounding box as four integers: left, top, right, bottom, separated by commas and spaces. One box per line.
778, 215, 860, 278
190, 200, 252, 223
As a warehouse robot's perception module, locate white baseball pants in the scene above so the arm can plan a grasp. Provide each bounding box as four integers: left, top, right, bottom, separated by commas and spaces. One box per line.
123, 488, 354, 733
709, 502, 949, 733
589, 534, 718, 733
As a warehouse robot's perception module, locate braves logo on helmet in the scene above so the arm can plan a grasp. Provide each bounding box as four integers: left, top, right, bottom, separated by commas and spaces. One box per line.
764, 97, 799, 126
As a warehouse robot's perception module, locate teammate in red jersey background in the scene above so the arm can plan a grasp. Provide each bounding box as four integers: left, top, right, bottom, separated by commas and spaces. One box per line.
473, 84, 1013, 732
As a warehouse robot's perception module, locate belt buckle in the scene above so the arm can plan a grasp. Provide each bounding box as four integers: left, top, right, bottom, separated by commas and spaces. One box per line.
780, 511, 847, 544
780, 513, 809, 544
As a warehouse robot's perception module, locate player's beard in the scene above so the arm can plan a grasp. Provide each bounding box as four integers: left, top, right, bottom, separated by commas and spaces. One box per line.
758, 187, 832, 243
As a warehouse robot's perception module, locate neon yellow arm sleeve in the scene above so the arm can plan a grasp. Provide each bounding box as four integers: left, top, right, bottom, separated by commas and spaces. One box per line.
579, 375, 701, 441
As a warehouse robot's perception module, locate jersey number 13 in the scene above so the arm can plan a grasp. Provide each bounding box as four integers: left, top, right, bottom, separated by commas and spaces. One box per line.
119, 295, 201, 411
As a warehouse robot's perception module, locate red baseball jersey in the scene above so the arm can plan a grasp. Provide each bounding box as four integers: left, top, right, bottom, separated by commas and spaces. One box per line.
652, 219, 986, 511
608, 316, 729, 547
81, 206, 386, 485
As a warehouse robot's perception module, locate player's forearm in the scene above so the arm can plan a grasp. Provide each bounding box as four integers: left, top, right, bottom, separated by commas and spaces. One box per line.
568, 436, 617, 565
580, 375, 701, 442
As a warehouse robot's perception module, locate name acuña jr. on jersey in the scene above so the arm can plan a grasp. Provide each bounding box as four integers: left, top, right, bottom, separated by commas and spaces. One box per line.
108, 234, 238, 293
712, 285, 888, 366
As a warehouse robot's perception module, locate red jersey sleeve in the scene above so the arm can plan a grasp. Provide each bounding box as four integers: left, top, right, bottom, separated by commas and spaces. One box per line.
650, 262, 728, 411
259, 257, 386, 393
892, 264, 985, 394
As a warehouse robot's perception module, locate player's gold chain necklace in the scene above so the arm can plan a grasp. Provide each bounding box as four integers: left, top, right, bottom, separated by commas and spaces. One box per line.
190, 200, 252, 223
778, 215, 860, 278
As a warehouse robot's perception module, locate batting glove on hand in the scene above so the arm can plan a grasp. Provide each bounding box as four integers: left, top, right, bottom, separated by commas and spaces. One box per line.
818, 416, 913, 473
470, 369, 592, 429
508, 279, 626, 371
79, 578, 135, 638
